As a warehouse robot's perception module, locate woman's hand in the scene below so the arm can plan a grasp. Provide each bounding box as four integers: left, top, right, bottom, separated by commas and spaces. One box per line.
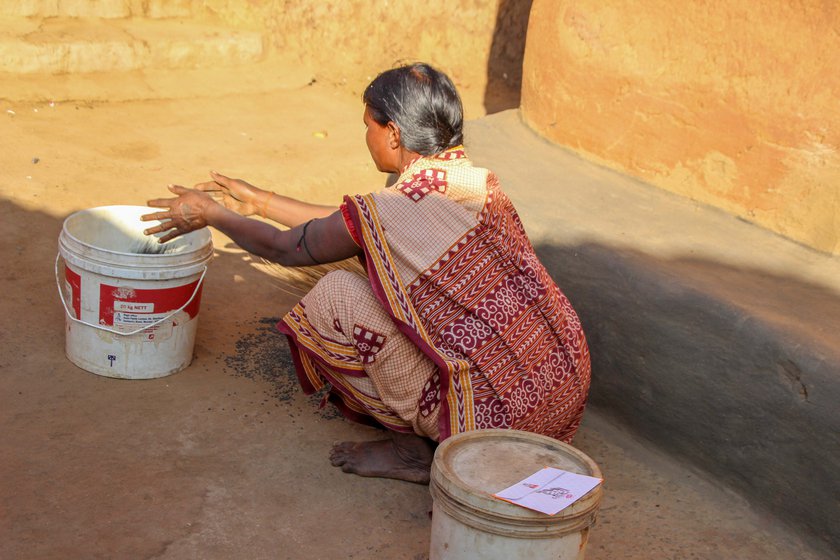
194, 171, 264, 217
142, 185, 216, 243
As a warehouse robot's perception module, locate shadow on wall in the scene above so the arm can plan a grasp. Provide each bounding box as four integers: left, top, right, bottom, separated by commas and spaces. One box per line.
533, 240, 840, 555
484, 0, 534, 114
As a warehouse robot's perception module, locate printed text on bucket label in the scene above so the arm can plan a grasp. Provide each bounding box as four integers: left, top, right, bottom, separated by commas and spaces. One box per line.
115, 301, 154, 313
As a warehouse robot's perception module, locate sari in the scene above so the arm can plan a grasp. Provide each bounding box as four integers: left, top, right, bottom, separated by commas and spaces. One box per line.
279, 147, 590, 443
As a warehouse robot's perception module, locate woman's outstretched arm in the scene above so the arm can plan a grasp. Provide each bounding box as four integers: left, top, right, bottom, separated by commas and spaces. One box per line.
142, 185, 359, 266
195, 171, 337, 228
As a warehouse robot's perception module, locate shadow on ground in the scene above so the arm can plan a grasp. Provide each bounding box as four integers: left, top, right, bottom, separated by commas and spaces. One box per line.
1, 197, 834, 559
535, 240, 840, 554
0, 198, 420, 560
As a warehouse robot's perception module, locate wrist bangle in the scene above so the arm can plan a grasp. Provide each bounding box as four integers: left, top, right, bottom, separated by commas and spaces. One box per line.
257, 191, 272, 218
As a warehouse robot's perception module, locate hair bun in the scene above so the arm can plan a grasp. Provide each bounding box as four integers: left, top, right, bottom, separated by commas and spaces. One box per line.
363, 63, 464, 156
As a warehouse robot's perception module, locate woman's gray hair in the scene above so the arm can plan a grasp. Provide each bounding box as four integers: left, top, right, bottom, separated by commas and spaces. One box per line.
363, 63, 464, 156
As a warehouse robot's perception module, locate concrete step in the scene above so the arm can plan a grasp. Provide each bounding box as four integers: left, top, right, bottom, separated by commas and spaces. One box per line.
1, 0, 197, 19
0, 15, 265, 74
0, 56, 316, 103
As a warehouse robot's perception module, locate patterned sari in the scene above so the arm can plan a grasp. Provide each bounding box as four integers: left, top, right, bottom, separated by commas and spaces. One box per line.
279, 147, 590, 443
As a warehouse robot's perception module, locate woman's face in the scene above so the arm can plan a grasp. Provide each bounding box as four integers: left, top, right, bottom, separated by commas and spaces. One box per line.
364, 105, 397, 173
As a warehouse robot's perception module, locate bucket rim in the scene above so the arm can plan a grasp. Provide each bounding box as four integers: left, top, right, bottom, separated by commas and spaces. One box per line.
431, 429, 603, 527
61, 205, 212, 260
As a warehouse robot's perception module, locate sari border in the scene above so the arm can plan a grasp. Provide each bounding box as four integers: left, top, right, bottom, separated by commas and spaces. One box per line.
278, 319, 414, 433
277, 321, 319, 396
343, 193, 473, 440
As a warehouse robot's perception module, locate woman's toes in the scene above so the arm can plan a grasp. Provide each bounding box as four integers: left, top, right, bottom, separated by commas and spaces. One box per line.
329, 441, 359, 466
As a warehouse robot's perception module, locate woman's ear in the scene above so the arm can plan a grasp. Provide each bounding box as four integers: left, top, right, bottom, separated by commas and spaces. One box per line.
387, 121, 401, 149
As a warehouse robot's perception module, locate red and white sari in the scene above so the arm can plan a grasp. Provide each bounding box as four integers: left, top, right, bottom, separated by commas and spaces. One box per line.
279, 147, 590, 443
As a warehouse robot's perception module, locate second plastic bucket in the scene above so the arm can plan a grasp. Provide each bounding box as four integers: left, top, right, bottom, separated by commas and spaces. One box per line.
429, 429, 603, 560
57, 205, 213, 379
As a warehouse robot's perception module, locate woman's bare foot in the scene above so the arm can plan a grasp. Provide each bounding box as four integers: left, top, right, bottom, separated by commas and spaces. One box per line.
329, 431, 436, 484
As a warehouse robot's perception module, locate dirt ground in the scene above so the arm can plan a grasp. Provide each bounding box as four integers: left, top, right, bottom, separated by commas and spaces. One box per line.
0, 76, 831, 559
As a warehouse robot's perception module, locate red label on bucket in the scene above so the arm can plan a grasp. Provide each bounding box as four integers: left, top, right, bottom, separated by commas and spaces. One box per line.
99, 281, 203, 329
65, 267, 82, 319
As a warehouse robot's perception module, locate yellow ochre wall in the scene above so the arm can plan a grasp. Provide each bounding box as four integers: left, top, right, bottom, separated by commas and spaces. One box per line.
8, 0, 525, 115
521, 0, 840, 255
204, 0, 522, 117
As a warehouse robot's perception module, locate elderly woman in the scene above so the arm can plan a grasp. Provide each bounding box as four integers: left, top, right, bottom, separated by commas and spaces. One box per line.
143, 63, 591, 484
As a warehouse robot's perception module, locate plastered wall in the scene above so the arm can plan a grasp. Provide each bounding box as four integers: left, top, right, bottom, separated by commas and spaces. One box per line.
9, 0, 522, 117
521, 0, 840, 255
204, 0, 518, 119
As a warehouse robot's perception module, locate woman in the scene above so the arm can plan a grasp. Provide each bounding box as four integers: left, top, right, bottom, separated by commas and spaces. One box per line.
143, 63, 591, 484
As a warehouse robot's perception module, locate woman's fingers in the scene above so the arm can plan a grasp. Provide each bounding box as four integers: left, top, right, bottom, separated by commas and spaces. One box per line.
168, 184, 190, 195
144, 198, 172, 210
140, 209, 172, 221
194, 181, 221, 192
142, 222, 170, 236
157, 230, 182, 243
141, 183, 211, 241
209, 170, 230, 184
145, 185, 189, 209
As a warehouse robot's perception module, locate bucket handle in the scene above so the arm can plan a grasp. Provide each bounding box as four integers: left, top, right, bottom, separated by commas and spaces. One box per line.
55, 253, 207, 337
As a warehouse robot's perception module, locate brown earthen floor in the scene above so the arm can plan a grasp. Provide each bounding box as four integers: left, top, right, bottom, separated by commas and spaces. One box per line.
0, 83, 830, 559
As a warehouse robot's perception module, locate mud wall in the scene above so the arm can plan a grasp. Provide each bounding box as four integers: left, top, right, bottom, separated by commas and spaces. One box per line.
521, 0, 840, 255
203, 0, 526, 117
9, 0, 526, 116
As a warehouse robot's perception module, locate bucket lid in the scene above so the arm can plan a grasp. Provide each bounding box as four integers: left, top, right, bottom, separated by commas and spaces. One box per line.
430, 429, 602, 536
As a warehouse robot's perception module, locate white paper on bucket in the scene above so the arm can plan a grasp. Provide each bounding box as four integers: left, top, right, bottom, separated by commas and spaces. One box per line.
493, 467, 602, 515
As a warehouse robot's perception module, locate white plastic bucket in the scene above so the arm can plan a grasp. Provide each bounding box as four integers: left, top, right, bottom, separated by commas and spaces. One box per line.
429, 429, 603, 560
56, 205, 213, 379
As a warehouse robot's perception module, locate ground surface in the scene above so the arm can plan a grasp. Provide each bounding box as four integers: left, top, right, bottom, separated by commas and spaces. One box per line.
0, 81, 831, 558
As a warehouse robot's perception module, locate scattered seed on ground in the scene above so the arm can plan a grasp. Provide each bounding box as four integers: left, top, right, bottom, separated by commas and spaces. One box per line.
223, 316, 339, 419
